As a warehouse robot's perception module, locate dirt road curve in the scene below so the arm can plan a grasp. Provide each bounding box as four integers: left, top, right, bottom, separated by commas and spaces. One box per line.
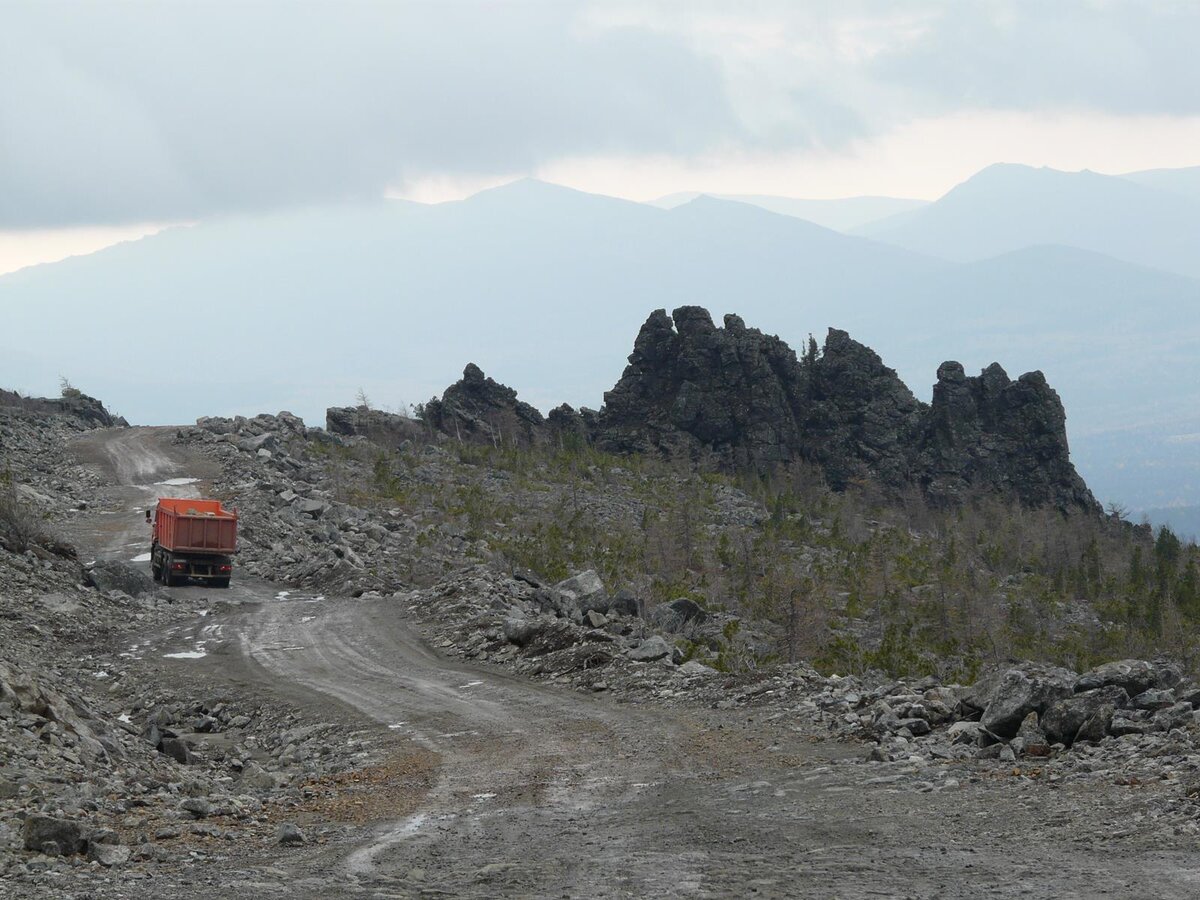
69, 428, 1200, 898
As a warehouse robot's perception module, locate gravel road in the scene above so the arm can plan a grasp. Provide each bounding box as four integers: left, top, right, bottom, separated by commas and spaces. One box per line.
63, 427, 1200, 898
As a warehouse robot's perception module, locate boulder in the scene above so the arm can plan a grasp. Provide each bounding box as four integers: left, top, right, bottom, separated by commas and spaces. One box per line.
1108, 708, 1152, 736
85, 560, 155, 597
87, 843, 131, 867
1130, 688, 1176, 710
503, 616, 543, 647
1153, 701, 1194, 732
160, 737, 195, 765
1041, 685, 1129, 746
297, 498, 329, 518
556, 570, 604, 600
1014, 711, 1051, 756
179, 797, 212, 819
23, 815, 84, 855
276, 823, 306, 845
979, 665, 1076, 739
1074, 659, 1160, 696
629, 636, 672, 662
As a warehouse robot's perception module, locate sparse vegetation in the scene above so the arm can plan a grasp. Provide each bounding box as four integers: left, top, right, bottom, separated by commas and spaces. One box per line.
0, 469, 41, 553
317, 425, 1200, 680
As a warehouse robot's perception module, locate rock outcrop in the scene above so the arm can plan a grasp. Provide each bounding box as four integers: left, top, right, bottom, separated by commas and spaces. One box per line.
916, 361, 1094, 508
422, 363, 548, 448
595, 307, 1096, 510
0, 388, 125, 428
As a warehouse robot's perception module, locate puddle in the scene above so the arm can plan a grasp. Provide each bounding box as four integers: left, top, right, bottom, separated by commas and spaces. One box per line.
472, 792, 497, 801
301, 616, 316, 623
163, 651, 207, 659
459, 681, 484, 689
130, 552, 151, 563
155, 477, 199, 486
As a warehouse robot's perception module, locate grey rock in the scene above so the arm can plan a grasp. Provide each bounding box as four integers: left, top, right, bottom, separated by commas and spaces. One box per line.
160, 737, 195, 765
898, 717, 931, 736
1041, 686, 1129, 746
1130, 688, 1175, 710
555, 570, 604, 602
84, 560, 155, 597
22, 815, 83, 855
297, 498, 329, 518
980, 665, 1076, 739
87, 843, 131, 867
628, 636, 672, 662
1075, 659, 1160, 696
503, 616, 542, 647
1153, 701, 1194, 732
179, 797, 212, 819
1109, 708, 1152, 736
276, 823, 306, 845
585, 610, 609, 628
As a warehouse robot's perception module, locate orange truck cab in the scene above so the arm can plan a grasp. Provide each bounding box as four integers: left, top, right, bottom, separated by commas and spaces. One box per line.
149, 498, 237, 587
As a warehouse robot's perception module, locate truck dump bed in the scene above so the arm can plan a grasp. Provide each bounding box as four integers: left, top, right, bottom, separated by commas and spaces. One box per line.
155, 498, 237, 554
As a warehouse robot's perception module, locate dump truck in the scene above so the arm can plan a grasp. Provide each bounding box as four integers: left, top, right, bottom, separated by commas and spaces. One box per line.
149, 498, 237, 587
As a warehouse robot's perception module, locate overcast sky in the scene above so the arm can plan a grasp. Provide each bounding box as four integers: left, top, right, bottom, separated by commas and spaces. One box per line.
2, 0, 1198, 238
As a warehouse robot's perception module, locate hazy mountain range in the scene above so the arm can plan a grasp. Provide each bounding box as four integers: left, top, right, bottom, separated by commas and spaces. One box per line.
1, 165, 1197, 533
650, 192, 928, 233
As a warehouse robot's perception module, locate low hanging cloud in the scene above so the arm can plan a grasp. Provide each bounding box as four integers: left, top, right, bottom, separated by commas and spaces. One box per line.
0, 2, 737, 227
1, 1, 1197, 228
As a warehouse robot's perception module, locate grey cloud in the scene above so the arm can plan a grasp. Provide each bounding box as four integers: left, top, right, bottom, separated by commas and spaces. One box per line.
0, 2, 738, 226
865, 2, 1200, 118
2, 1, 1197, 228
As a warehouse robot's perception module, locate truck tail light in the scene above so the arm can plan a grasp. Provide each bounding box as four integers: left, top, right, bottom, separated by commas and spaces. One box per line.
219, 564, 231, 572
172, 562, 186, 570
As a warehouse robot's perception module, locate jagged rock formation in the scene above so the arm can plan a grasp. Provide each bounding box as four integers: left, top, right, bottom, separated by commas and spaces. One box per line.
413, 364, 593, 450
917, 362, 1094, 508
595, 307, 1096, 511
0, 388, 126, 428
339, 308, 1095, 510
421, 363, 548, 448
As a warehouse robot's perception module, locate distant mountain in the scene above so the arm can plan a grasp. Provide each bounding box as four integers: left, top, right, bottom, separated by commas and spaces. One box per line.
1121, 166, 1200, 201
650, 192, 927, 232
1, 177, 1197, 515
857, 163, 1200, 279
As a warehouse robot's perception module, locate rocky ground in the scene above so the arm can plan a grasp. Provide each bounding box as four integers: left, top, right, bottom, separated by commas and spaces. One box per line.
3, 402, 1200, 897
